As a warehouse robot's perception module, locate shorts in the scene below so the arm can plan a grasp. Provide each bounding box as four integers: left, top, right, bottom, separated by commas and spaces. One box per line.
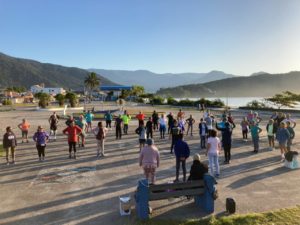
139, 139, 146, 144
50, 124, 57, 131
22, 130, 28, 137
268, 135, 274, 142
279, 141, 287, 147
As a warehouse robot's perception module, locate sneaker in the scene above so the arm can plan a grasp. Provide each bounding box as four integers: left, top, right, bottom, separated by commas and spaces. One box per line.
224, 160, 228, 164
228, 160, 231, 164
12, 161, 15, 165
215, 174, 220, 178
82, 144, 85, 147
6, 162, 9, 166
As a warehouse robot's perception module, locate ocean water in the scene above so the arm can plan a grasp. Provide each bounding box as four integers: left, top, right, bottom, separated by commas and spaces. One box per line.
175, 97, 300, 110
175, 97, 264, 107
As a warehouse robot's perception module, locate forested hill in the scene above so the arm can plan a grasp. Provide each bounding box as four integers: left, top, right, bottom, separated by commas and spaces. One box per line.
156, 72, 300, 97
0, 52, 116, 89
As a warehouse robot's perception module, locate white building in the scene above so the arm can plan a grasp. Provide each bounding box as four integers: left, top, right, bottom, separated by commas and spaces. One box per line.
30, 84, 66, 96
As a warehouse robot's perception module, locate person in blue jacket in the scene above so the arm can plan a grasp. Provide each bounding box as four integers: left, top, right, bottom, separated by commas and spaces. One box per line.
174, 133, 190, 182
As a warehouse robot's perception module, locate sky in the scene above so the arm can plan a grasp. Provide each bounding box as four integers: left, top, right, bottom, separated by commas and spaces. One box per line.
0, 0, 300, 75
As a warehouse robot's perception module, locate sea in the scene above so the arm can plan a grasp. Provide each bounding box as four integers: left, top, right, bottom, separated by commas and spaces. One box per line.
175, 97, 300, 110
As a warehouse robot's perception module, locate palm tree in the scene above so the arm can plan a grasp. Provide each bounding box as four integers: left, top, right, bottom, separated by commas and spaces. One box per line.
84, 72, 100, 102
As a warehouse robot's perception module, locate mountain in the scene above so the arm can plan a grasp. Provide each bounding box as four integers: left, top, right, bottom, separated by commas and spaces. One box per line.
0, 52, 116, 90
88, 69, 236, 92
156, 71, 300, 98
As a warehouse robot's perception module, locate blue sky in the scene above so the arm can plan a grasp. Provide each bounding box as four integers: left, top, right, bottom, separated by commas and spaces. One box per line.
0, 0, 300, 75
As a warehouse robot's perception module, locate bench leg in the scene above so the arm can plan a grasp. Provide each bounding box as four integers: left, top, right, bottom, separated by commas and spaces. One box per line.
135, 179, 150, 219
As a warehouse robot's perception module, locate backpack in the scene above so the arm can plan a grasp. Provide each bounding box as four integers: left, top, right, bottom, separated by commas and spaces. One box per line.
226, 198, 236, 214
96, 128, 105, 140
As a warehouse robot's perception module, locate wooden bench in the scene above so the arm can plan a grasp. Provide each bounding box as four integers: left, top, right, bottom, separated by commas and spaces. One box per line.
135, 174, 216, 219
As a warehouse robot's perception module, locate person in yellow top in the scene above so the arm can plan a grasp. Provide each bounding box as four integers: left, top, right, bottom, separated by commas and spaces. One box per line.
122, 112, 131, 134
18, 118, 30, 143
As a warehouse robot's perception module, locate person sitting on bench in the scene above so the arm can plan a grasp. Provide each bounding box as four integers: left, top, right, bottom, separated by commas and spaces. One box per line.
188, 153, 208, 181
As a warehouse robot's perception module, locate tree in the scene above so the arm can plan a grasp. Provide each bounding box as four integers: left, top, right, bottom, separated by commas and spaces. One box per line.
84, 72, 100, 101
55, 94, 65, 107
34, 93, 51, 108
264, 91, 298, 109
65, 92, 78, 107
6, 86, 27, 93
131, 85, 145, 97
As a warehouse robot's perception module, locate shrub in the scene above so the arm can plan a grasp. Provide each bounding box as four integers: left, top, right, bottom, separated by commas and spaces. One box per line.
2, 99, 12, 105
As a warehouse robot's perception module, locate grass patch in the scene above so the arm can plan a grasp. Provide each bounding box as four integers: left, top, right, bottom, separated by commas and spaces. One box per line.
134, 206, 300, 225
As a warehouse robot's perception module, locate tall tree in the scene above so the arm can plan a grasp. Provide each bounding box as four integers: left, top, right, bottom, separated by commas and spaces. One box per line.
84, 72, 100, 101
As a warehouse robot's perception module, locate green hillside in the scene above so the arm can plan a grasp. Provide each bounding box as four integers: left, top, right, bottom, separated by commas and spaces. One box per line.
157, 72, 300, 97
0, 52, 116, 89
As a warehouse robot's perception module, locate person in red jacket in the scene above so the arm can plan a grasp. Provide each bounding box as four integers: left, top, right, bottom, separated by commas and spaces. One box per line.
63, 121, 82, 159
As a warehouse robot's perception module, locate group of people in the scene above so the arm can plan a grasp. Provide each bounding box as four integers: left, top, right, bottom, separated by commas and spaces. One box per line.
2, 108, 298, 186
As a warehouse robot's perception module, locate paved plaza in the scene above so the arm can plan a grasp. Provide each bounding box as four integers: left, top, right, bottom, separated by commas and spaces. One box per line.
1, 105, 300, 225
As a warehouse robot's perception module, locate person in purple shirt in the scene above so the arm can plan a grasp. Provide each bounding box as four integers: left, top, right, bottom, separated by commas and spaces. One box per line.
33, 125, 49, 162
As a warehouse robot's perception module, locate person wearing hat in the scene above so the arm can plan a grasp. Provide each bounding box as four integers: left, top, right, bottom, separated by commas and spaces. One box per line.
33, 126, 49, 161
139, 139, 160, 184
187, 154, 208, 181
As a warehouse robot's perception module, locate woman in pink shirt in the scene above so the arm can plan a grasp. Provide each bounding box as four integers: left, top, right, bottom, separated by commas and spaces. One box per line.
139, 139, 160, 184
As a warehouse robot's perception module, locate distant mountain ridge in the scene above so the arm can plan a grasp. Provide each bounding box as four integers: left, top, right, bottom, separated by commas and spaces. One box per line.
156, 71, 300, 97
0, 52, 116, 90
88, 69, 236, 92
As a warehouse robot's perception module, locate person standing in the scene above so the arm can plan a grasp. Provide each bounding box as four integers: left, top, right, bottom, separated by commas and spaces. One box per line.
18, 118, 30, 143
152, 110, 159, 131
48, 112, 59, 141
146, 117, 153, 139
186, 115, 195, 136
158, 114, 167, 139
115, 115, 123, 139
240, 117, 249, 141
167, 112, 174, 134
75, 115, 87, 147
174, 133, 190, 182
216, 122, 233, 164
286, 121, 295, 151
206, 129, 221, 178
276, 122, 290, 161
136, 123, 147, 152
199, 118, 208, 149
139, 139, 160, 184
63, 121, 82, 159
85, 110, 94, 132
177, 109, 185, 121
249, 121, 262, 153
266, 119, 277, 151
283, 113, 296, 128
136, 111, 145, 126
204, 114, 213, 136
93, 121, 108, 157
122, 112, 131, 134
104, 110, 113, 128
3, 126, 17, 165
33, 126, 49, 162
170, 120, 181, 154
